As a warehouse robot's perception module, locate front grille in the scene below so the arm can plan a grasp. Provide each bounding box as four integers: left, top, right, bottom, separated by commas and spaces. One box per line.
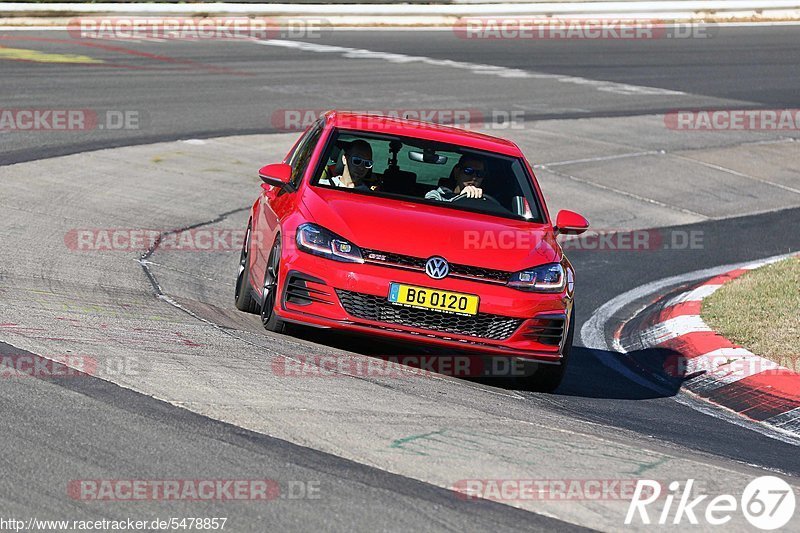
363, 250, 424, 269
362, 248, 511, 284
450, 263, 510, 282
336, 290, 523, 340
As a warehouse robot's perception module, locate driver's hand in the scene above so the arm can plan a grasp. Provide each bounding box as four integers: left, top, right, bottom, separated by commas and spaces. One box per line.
461, 185, 483, 198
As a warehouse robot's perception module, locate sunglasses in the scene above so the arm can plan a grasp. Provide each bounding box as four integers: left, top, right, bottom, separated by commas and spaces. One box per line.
349, 155, 374, 169
461, 166, 485, 179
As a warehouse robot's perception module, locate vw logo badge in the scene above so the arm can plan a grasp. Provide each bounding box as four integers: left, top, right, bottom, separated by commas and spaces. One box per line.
425, 256, 449, 279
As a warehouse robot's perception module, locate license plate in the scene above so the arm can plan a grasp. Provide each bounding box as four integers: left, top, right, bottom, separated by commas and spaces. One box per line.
387, 283, 479, 316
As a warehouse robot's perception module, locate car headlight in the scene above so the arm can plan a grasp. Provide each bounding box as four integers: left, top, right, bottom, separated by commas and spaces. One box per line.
296, 223, 364, 263
507, 263, 566, 293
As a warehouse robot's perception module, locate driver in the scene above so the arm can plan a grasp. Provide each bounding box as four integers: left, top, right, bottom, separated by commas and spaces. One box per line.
319, 140, 376, 190
425, 155, 486, 202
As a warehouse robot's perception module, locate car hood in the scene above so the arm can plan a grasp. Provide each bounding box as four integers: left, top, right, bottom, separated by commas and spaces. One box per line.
301, 187, 560, 271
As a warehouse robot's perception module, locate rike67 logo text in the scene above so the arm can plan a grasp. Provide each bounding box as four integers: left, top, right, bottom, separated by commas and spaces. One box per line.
626, 477, 796, 530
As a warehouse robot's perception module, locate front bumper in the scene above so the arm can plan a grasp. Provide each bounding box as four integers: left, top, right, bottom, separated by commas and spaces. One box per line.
275, 248, 573, 362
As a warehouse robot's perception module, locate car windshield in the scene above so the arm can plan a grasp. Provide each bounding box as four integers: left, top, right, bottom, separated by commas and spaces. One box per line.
311, 129, 545, 223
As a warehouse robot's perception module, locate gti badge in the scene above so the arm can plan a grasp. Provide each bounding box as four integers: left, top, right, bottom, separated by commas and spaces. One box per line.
425, 256, 449, 279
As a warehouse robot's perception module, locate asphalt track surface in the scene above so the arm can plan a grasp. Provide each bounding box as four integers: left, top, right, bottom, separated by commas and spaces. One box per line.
2, 25, 800, 163
1, 25, 799, 531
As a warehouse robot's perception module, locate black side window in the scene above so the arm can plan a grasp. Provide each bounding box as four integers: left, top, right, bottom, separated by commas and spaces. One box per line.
288, 121, 324, 188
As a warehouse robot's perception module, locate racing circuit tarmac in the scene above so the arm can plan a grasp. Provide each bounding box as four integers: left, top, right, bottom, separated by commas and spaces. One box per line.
1, 25, 800, 531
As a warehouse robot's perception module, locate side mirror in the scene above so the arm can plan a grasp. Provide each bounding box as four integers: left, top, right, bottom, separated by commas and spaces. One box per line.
554, 210, 589, 236
259, 163, 294, 191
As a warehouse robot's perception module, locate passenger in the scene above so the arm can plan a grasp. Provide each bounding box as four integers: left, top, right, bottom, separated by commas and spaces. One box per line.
319, 140, 375, 190
425, 155, 486, 202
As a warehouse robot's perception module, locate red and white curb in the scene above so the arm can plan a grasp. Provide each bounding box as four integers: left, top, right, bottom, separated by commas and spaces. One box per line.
615, 255, 800, 436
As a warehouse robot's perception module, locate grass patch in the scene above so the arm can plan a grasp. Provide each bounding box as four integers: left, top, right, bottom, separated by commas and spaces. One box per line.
702, 257, 800, 371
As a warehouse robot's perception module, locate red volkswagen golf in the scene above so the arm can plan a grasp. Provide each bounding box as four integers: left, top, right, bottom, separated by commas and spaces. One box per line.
235, 111, 588, 391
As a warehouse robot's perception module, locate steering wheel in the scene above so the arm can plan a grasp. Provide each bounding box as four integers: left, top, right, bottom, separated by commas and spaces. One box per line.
452, 191, 502, 205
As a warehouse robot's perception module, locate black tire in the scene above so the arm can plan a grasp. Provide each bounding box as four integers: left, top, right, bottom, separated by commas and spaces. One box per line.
525, 307, 575, 393
234, 222, 260, 314
260, 238, 290, 334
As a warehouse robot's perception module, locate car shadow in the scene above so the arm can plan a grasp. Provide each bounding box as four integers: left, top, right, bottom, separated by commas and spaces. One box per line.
552, 345, 685, 399
290, 326, 692, 401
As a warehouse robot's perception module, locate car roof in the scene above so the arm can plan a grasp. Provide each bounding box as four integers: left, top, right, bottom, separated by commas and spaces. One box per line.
324, 111, 523, 157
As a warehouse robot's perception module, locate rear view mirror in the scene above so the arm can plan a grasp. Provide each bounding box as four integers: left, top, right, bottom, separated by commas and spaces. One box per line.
409, 150, 448, 164
554, 210, 589, 236
259, 163, 294, 191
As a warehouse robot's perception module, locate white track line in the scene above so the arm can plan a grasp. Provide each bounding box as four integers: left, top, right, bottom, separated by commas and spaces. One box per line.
533, 150, 662, 168
673, 154, 800, 196
663, 283, 722, 306
253, 39, 686, 96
